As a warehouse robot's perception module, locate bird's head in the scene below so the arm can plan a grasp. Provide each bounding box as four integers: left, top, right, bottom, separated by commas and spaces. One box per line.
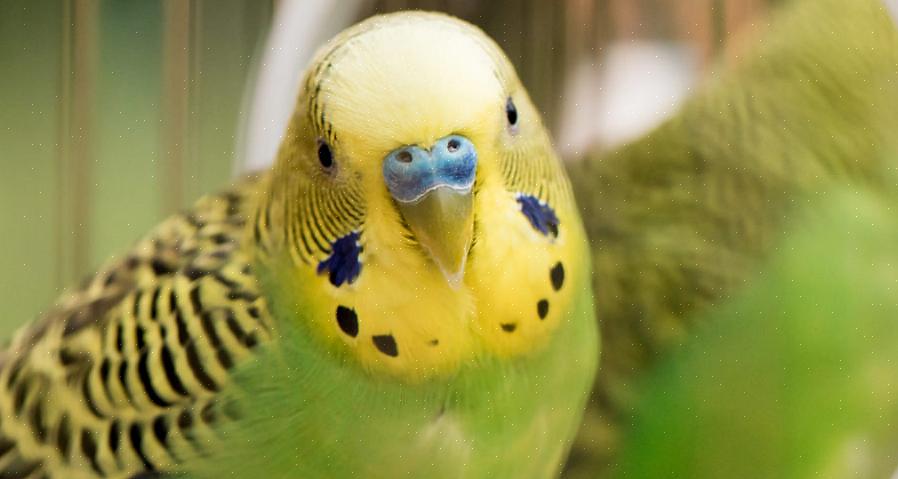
255, 12, 588, 380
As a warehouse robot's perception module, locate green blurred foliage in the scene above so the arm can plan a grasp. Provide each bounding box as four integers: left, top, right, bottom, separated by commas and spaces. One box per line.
614, 187, 898, 477
0, 1, 67, 336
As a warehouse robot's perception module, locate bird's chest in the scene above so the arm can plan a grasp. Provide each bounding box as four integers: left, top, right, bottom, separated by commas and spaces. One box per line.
227, 233, 598, 478
262, 290, 598, 477
202, 283, 597, 479
289, 327, 595, 479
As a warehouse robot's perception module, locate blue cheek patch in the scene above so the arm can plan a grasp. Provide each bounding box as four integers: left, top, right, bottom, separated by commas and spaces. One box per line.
517, 194, 559, 238
317, 231, 362, 287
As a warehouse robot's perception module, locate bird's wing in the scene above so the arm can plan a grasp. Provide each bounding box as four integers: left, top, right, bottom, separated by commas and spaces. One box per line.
0, 176, 274, 478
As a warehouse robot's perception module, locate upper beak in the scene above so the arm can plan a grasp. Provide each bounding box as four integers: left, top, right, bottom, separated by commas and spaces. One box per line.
382, 135, 478, 287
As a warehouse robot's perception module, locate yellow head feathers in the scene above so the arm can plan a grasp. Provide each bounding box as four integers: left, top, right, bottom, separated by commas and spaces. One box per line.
254, 12, 587, 381
313, 13, 509, 157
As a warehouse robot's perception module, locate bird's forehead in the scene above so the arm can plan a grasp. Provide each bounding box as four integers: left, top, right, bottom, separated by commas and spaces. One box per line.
314, 16, 505, 154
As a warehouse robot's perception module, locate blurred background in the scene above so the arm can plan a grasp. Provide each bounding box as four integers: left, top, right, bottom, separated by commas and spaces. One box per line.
0, 0, 775, 335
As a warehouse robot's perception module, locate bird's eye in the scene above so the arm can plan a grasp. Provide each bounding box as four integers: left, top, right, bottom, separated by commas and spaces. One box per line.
317, 140, 334, 169
505, 97, 518, 127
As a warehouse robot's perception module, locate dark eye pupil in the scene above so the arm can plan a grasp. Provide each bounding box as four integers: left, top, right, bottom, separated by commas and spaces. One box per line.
506, 97, 518, 126
318, 141, 333, 168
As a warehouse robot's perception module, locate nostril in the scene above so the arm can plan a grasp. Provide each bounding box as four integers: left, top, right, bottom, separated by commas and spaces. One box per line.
447, 139, 460, 153
396, 150, 413, 163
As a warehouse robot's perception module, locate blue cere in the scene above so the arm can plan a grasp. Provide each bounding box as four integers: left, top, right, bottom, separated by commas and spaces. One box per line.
317, 231, 362, 287
383, 135, 477, 203
517, 194, 559, 238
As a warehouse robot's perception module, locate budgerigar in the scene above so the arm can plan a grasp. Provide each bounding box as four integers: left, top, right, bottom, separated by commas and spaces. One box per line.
0, 12, 597, 479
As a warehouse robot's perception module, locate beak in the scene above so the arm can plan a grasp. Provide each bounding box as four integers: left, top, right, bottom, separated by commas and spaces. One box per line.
396, 186, 473, 287
383, 135, 478, 287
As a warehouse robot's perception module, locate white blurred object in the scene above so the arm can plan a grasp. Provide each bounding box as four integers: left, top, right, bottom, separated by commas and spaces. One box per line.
557, 41, 698, 158
236, 0, 368, 174
885, 0, 898, 25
